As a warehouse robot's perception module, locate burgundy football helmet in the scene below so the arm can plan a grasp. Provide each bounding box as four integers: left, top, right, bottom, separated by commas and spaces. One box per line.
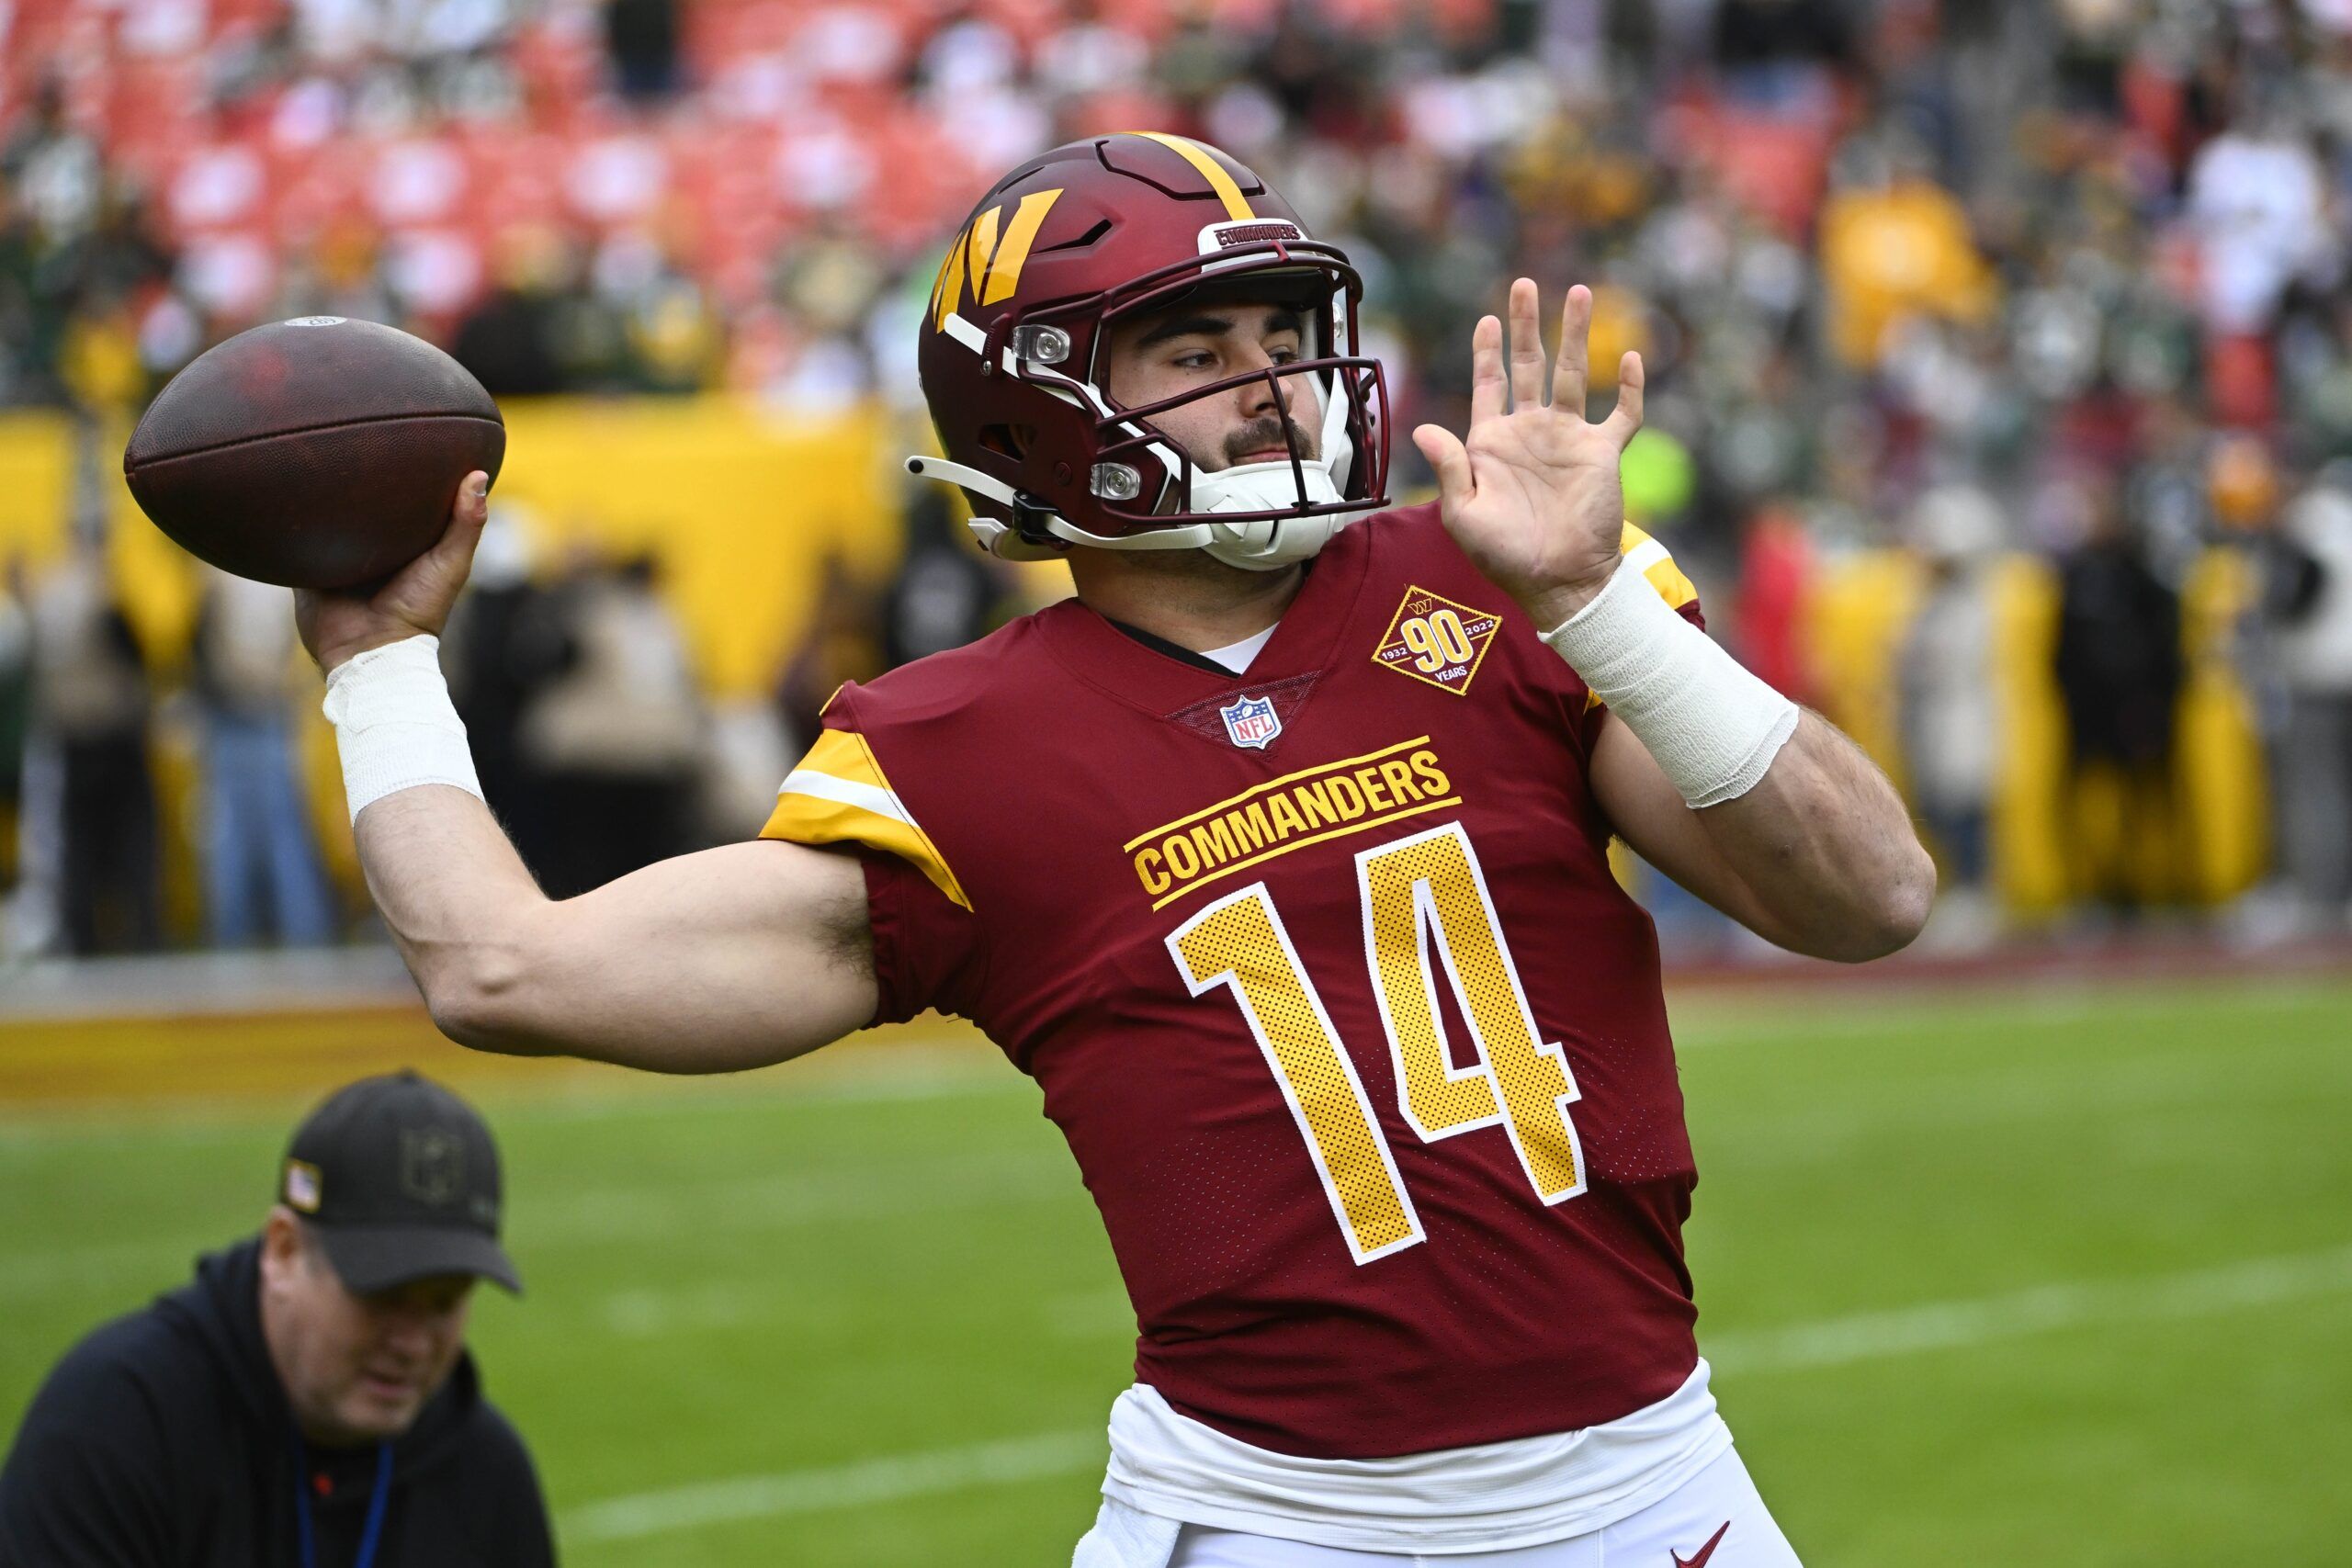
908, 133, 1390, 570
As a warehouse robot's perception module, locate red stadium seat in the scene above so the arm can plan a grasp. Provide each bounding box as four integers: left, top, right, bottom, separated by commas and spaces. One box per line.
381, 225, 487, 317
176, 228, 278, 318
564, 131, 672, 226
165, 141, 270, 236
367, 137, 473, 228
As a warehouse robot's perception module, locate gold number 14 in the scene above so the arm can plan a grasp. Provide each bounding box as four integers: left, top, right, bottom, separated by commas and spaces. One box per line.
1168, 822, 1585, 1264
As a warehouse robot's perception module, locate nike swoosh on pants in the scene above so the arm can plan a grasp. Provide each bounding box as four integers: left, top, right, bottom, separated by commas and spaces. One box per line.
1672, 1519, 1733, 1567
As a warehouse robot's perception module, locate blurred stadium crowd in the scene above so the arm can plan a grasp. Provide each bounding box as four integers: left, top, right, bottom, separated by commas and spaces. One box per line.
5, 0, 2352, 958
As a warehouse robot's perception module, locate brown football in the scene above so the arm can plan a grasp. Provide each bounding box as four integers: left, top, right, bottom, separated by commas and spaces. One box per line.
123, 316, 505, 590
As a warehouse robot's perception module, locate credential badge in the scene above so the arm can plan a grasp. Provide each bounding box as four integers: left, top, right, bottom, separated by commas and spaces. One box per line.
1219, 694, 1283, 750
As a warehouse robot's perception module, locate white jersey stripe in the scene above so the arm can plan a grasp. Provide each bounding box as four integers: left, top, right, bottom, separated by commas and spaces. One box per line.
778, 768, 916, 827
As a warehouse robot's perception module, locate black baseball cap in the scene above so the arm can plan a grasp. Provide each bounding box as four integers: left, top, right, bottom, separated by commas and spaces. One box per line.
278, 1071, 522, 1295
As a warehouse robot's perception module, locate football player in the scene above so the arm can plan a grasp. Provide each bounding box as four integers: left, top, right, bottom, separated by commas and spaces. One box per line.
300, 136, 1933, 1565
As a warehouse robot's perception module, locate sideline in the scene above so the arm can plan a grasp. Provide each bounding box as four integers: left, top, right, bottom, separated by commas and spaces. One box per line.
0, 1032, 1010, 1140
560, 1242, 2352, 1545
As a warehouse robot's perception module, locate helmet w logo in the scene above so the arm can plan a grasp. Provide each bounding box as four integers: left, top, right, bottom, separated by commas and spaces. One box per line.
932, 189, 1064, 331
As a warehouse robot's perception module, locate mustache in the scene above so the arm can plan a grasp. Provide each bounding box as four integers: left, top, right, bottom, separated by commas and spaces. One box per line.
1226, 413, 1317, 467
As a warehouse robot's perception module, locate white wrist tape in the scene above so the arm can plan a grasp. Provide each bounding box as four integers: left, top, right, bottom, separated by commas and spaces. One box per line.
321, 635, 483, 822
1542, 558, 1800, 808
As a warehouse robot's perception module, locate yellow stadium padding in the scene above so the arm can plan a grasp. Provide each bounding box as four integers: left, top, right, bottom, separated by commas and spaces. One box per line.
2177, 547, 2270, 901
1986, 556, 2072, 911
0, 408, 2277, 922
1, 399, 899, 697
492, 396, 899, 696
3, 398, 901, 933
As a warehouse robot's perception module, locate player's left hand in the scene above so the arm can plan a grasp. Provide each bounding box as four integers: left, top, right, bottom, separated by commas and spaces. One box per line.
1412, 280, 1643, 633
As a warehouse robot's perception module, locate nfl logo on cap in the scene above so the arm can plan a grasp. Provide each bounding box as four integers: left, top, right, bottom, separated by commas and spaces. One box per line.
1219, 694, 1282, 750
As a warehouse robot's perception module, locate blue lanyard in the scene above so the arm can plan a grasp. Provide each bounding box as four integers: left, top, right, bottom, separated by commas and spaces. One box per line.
290, 1434, 393, 1568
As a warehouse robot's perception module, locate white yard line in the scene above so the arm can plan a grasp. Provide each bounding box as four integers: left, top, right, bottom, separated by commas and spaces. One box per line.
1665, 979, 2352, 1050
563, 1430, 1107, 1544
1705, 1242, 2352, 1374
567, 1244, 2352, 1545
523, 1148, 1076, 1247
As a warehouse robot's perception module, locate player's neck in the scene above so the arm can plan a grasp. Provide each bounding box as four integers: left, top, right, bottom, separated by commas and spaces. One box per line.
1066, 547, 1303, 654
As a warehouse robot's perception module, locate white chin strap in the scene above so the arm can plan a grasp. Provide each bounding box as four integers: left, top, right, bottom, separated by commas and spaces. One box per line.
1183, 458, 1355, 570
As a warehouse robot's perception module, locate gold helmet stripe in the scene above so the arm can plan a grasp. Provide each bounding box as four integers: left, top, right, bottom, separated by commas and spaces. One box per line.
1128, 132, 1256, 222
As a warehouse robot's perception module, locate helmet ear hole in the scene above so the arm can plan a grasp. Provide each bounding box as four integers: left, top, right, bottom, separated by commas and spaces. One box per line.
978, 423, 1035, 459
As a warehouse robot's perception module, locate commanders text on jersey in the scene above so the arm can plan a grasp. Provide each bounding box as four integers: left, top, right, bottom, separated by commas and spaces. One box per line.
1127, 739, 1455, 906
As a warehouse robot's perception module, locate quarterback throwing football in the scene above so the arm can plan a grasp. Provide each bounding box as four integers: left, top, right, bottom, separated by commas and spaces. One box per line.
302, 136, 1933, 1565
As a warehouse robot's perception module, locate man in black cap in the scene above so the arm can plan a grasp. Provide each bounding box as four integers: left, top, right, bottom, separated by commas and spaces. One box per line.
0, 1071, 557, 1567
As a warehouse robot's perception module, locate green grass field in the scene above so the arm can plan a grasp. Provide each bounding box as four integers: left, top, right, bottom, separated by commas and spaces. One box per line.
5, 975, 2350, 1564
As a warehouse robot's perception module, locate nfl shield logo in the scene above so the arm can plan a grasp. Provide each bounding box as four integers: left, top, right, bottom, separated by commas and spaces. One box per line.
1219, 694, 1283, 750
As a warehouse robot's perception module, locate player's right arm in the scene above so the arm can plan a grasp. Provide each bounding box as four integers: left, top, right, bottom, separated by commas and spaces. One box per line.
357, 795, 874, 1070
298, 473, 876, 1073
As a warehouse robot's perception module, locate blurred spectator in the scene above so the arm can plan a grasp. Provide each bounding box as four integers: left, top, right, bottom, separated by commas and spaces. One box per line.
2272, 469, 2352, 925
1816, 134, 1996, 371
1900, 486, 2006, 943
596, 231, 720, 393
0, 565, 28, 891
517, 552, 705, 896
1731, 504, 1817, 705
777, 551, 884, 751
604, 0, 681, 104
24, 543, 161, 953
442, 506, 561, 878
879, 491, 1013, 670
450, 229, 574, 398
189, 570, 334, 947
2053, 479, 2183, 919
1713, 0, 1853, 85
2184, 96, 2337, 342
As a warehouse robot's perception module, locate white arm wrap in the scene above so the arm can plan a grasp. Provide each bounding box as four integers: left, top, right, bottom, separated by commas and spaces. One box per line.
1541, 558, 1800, 808
321, 635, 484, 822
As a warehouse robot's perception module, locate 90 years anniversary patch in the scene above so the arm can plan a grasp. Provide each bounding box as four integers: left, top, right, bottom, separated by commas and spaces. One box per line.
1374, 585, 1502, 695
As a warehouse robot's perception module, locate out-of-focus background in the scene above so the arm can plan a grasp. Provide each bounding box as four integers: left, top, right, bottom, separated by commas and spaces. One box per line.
1, 0, 2348, 1563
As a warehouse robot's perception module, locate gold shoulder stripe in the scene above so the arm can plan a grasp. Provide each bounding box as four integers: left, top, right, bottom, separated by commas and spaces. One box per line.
760, 729, 971, 910
1621, 523, 1699, 610
1127, 132, 1255, 222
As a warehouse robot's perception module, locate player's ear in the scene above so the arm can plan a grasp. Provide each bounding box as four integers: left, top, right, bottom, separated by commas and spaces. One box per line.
261, 1206, 309, 1277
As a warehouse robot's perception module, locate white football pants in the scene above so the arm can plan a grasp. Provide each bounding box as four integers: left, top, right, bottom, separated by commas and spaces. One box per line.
1078, 1448, 1803, 1567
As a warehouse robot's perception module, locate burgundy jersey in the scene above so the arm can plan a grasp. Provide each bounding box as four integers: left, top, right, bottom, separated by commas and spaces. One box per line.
762, 504, 1707, 1460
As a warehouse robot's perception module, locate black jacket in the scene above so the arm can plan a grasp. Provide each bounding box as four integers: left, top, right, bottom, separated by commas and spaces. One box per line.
0, 1239, 556, 1568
